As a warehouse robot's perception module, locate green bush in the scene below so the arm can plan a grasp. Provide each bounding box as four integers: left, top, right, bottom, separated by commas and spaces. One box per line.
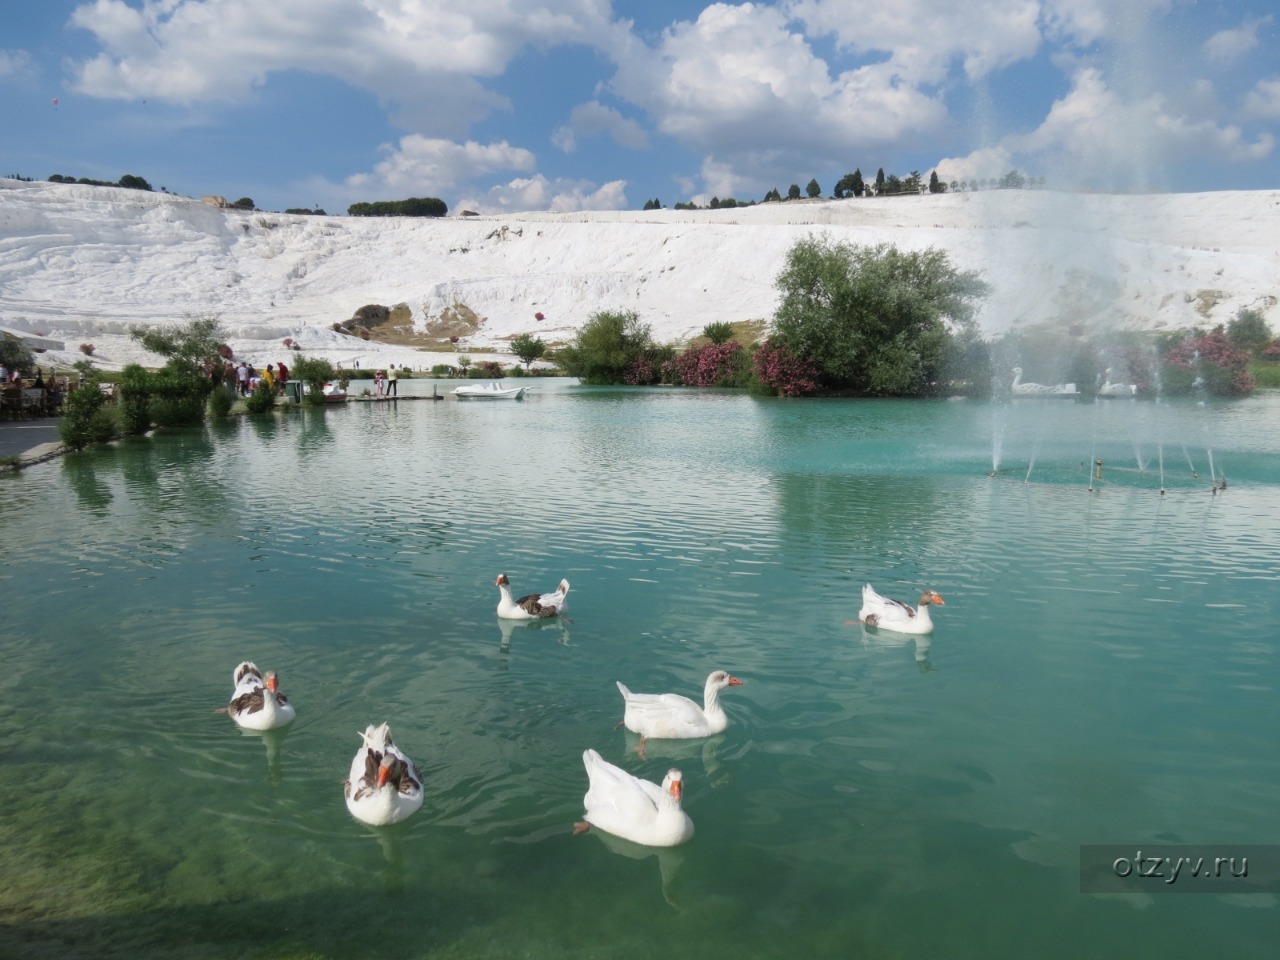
291, 355, 334, 406
557, 310, 661, 385
1250, 360, 1280, 388
771, 237, 988, 395
147, 368, 212, 427
701, 321, 736, 345
59, 384, 118, 451
117, 363, 154, 435
208, 385, 236, 417
244, 380, 277, 414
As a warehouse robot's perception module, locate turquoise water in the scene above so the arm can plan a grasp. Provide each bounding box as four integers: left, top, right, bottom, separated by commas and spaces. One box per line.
2, 382, 1277, 959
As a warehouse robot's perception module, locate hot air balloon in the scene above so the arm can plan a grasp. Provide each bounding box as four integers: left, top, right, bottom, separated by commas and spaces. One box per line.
51, 98, 59, 109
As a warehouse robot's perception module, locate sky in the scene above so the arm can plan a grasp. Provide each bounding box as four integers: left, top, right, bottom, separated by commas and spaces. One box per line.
3, 1, 1279, 215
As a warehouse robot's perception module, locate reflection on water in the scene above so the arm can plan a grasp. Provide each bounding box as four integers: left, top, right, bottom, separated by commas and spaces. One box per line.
0, 384, 1277, 959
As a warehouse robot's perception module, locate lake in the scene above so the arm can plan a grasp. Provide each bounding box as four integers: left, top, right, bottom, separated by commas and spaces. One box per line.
2, 380, 1277, 959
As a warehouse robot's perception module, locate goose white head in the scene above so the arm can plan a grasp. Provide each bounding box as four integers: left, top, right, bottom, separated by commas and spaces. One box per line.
661, 769, 685, 804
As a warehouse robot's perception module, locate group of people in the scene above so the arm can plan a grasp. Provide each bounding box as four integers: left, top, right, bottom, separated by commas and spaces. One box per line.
0, 364, 69, 417
373, 365, 399, 397
214, 359, 291, 396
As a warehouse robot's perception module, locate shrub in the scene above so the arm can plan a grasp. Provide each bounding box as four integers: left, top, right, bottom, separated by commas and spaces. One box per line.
664, 341, 748, 386
117, 363, 154, 435
291, 355, 335, 406
79, 342, 95, 355
559, 310, 662, 385
753, 339, 821, 396
1228, 308, 1271, 354
431, 363, 453, 376
244, 380, 276, 414
208, 385, 235, 417
1161, 327, 1254, 396
476, 360, 504, 378
701, 322, 736, 345
60, 383, 118, 450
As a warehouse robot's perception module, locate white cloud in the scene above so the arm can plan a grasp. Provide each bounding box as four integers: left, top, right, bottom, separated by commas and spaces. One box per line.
1203, 16, 1272, 64
609, 3, 947, 195
454, 175, 628, 214
66, 0, 621, 131
939, 67, 1275, 190
934, 146, 1016, 187
345, 135, 536, 198
788, 0, 1043, 82
1, 49, 32, 77
551, 100, 650, 154
1242, 77, 1280, 120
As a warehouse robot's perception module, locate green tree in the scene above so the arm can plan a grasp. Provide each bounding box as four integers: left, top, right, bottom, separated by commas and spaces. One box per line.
701, 321, 736, 345
0, 336, 33, 376
852, 169, 864, 197
874, 168, 885, 195
806, 178, 821, 198
787, 183, 801, 200
929, 170, 946, 194
1228, 307, 1271, 354
129, 316, 224, 378
556, 310, 660, 385
291, 355, 335, 405
59, 370, 118, 450
509, 332, 547, 370
231, 197, 255, 210
771, 237, 989, 395
118, 174, 152, 191
127, 316, 223, 425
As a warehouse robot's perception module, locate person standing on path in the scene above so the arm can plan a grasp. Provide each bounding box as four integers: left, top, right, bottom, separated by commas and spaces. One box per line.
386, 364, 398, 397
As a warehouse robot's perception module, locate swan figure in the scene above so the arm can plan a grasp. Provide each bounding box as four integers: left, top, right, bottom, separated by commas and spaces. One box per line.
574, 748, 694, 847
857, 584, 945, 635
1098, 369, 1137, 397
1010, 367, 1057, 396
224, 661, 296, 730
616, 671, 743, 756
495, 573, 570, 620
343, 722, 425, 826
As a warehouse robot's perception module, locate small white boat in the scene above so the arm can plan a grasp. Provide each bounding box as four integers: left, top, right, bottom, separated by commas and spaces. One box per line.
453, 382, 526, 400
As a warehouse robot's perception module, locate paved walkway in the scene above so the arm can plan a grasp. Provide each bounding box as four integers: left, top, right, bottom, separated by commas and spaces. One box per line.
0, 417, 65, 462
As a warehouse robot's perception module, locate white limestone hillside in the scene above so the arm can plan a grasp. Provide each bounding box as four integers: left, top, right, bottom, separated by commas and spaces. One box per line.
2, 179, 1276, 373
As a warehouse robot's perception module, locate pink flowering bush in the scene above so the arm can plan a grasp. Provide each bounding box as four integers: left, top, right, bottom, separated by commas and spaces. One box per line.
1161, 328, 1254, 396
1261, 341, 1280, 359
624, 353, 662, 385
663, 341, 746, 386
753, 339, 820, 396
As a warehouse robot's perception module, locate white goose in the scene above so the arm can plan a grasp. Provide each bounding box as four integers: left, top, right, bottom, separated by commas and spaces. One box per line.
857, 584, 945, 635
495, 573, 570, 620
343, 722, 425, 827
574, 748, 694, 847
616, 671, 743, 756
1010, 367, 1057, 396
224, 661, 296, 730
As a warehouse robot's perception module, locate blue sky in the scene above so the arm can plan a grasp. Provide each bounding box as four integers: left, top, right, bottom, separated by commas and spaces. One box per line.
3, 1, 1278, 214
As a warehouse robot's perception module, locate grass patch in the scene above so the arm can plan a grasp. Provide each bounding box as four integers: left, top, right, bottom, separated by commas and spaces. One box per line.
1249, 360, 1280, 388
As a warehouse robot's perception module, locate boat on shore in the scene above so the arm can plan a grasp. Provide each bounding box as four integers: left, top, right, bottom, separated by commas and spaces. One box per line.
453, 382, 527, 400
